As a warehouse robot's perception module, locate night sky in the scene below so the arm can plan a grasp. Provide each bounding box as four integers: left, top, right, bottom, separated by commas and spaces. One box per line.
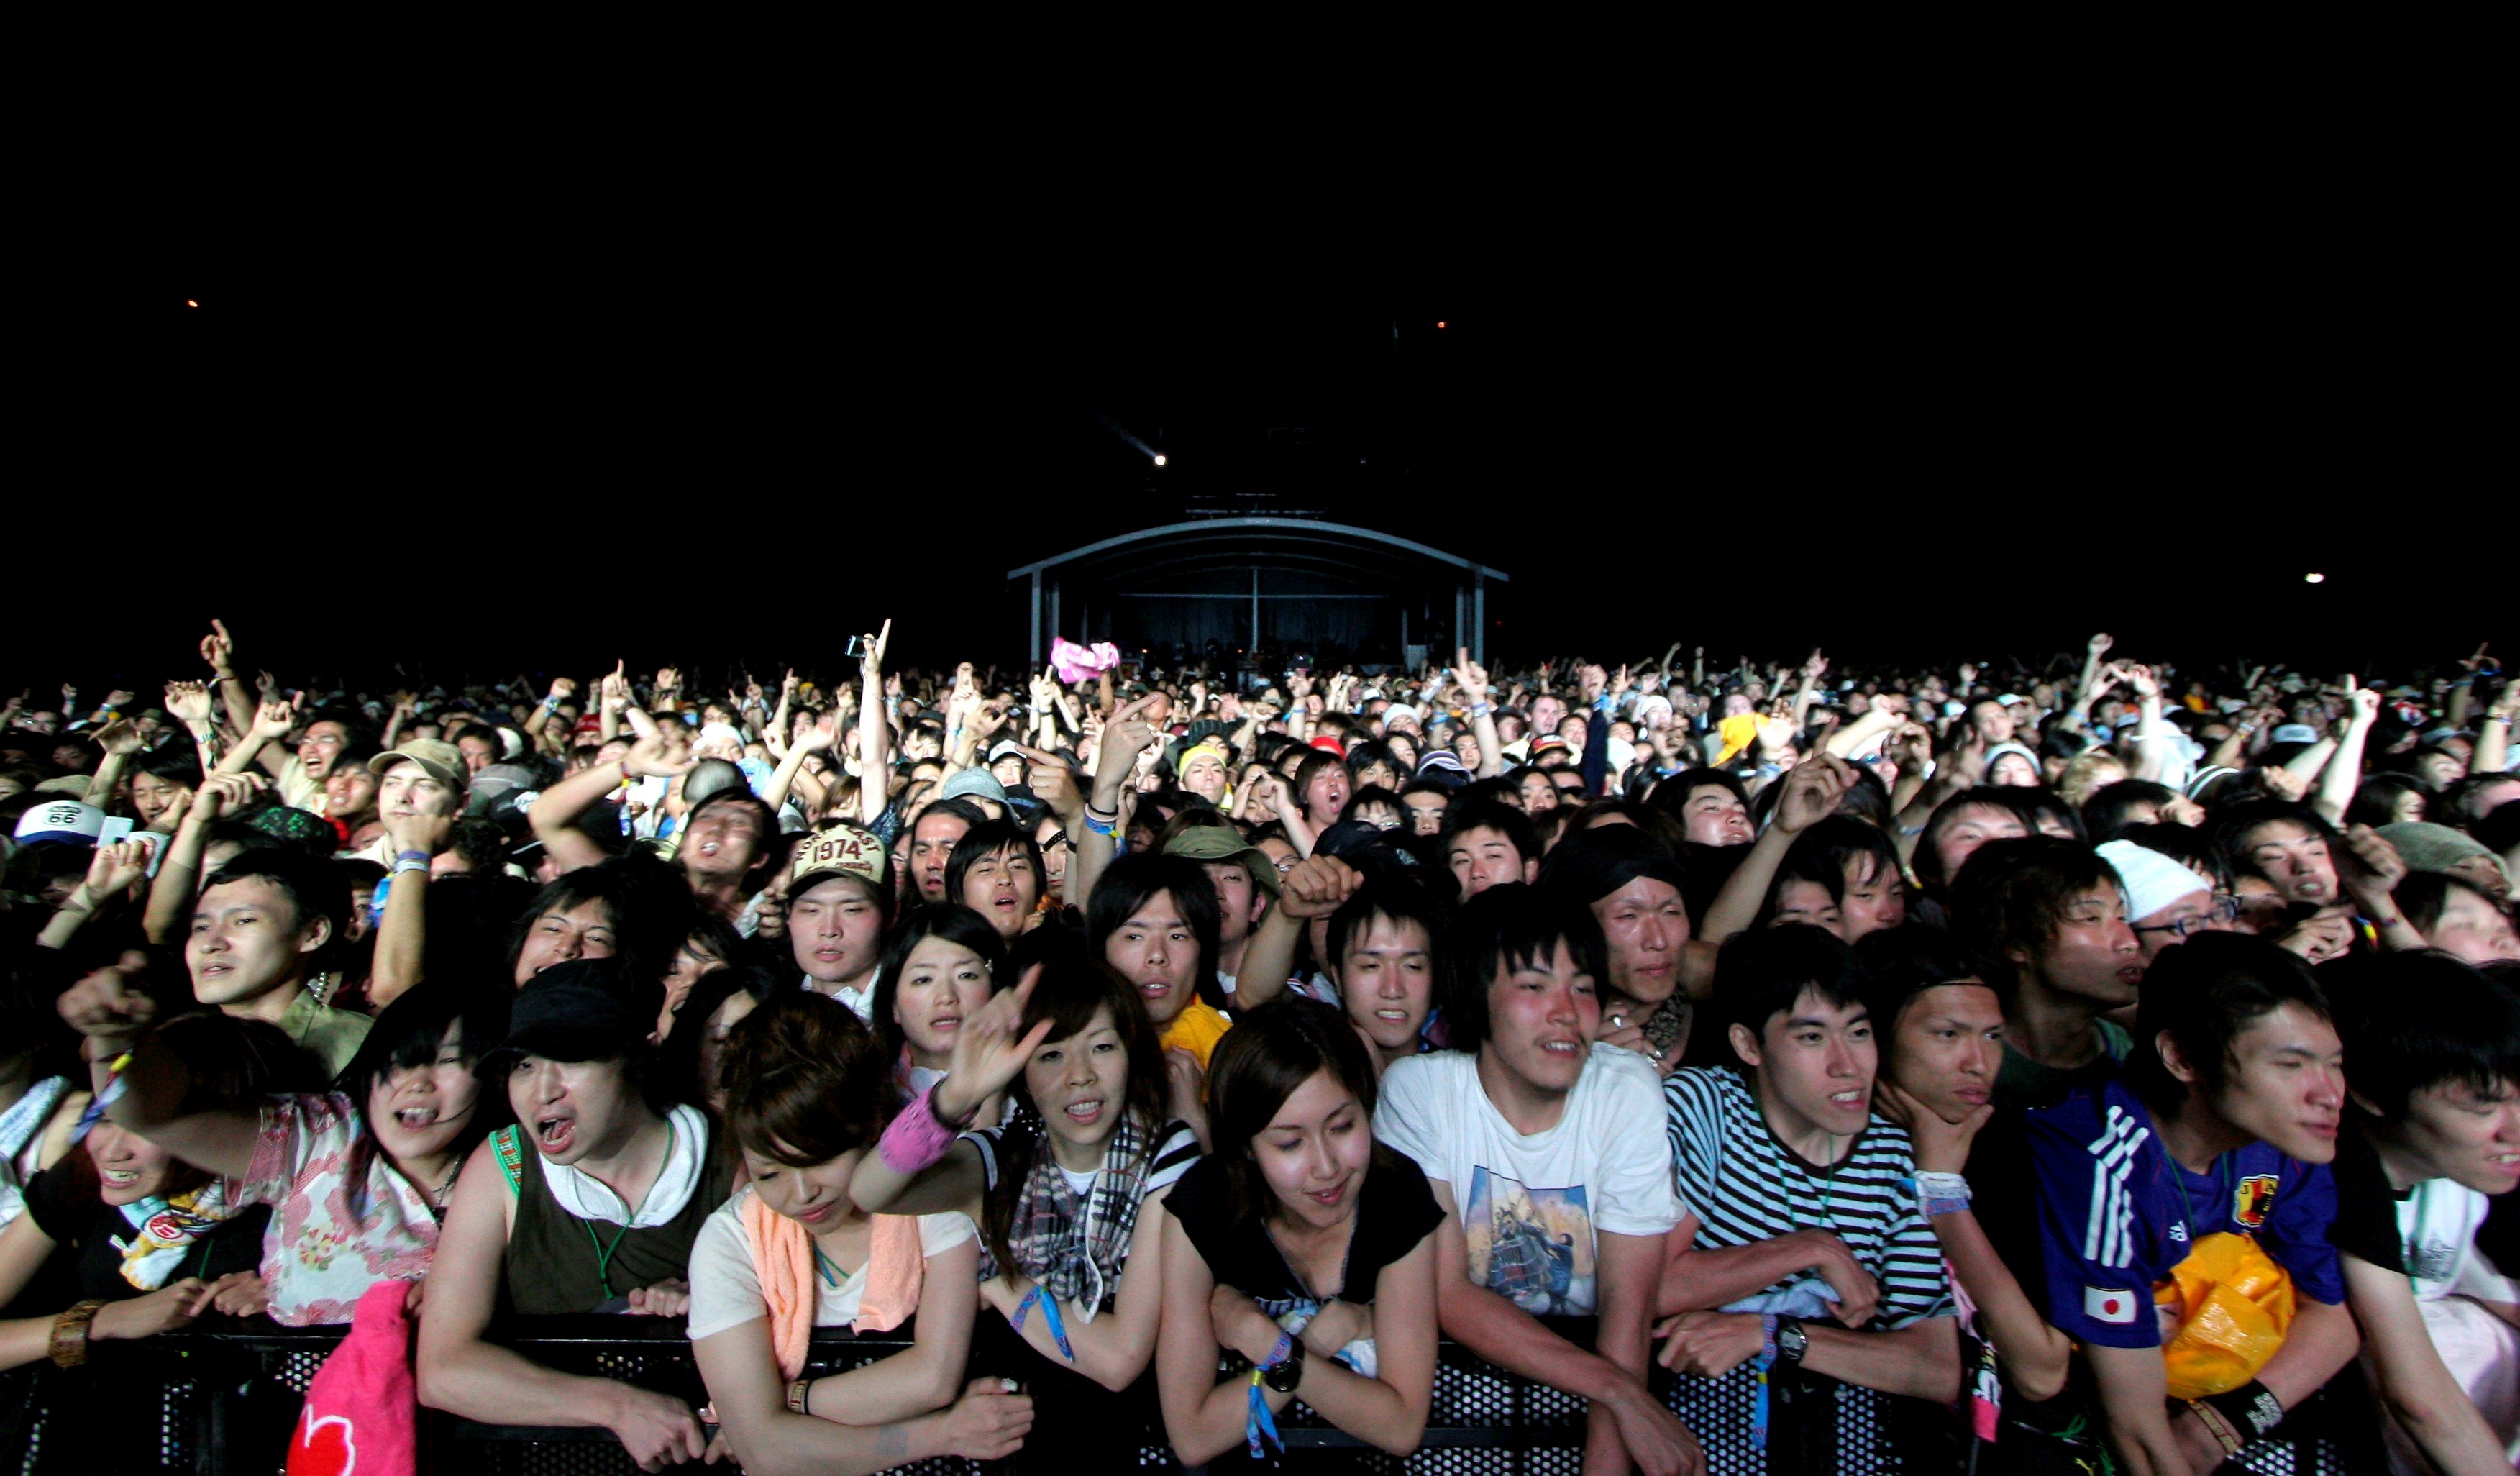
21, 193, 2498, 698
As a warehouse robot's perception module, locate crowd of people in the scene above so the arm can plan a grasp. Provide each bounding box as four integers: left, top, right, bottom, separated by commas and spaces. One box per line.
2, 616, 2516, 1475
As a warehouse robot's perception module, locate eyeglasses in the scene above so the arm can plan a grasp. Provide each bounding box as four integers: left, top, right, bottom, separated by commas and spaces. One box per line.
2132, 895, 2243, 939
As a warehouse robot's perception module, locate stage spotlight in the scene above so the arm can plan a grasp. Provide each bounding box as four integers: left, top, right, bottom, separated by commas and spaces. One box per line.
186, 299, 199, 308
1152, 453, 1168, 467
2304, 572, 2325, 583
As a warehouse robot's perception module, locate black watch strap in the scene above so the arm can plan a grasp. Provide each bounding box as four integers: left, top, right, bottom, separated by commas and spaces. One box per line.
1774, 1316, 1809, 1366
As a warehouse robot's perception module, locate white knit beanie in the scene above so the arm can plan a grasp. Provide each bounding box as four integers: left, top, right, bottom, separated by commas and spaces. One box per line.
2097, 839, 2211, 921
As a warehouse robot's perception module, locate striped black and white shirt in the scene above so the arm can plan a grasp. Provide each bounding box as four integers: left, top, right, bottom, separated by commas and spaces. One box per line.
1663, 1066, 1953, 1329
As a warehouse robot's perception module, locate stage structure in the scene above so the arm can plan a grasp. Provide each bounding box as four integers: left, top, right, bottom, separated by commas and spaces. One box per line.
1009, 519, 1507, 670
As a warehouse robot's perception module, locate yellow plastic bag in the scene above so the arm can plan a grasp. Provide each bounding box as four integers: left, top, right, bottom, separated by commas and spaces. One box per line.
2153, 1232, 2296, 1400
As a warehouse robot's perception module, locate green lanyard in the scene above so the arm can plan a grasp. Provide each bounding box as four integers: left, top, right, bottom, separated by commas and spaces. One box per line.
585, 1217, 634, 1299
583, 1117, 675, 1298
813, 1244, 844, 1289
2169, 1151, 2237, 1239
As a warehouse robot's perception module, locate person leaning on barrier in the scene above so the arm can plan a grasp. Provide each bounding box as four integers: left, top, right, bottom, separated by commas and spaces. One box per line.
416, 957, 736, 1472
688, 990, 1031, 1474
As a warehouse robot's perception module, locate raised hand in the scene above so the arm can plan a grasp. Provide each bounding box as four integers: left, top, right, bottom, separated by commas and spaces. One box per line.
937, 966, 1056, 1123
164, 680, 212, 725
1095, 693, 1163, 778
201, 619, 237, 677
250, 696, 296, 741
1610, 664, 1633, 699
1450, 647, 1489, 706
2087, 632, 2113, 660
1579, 664, 1608, 703
654, 667, 681, 694
94, 718, 143, 757
547, 678, 578, 704
2460, 642, 2492, 674
84, 838, 157, 899
2343, 675, 2380, 725
2340, 822, 2408, 896
1277, 855, 1364, 921
1801, 649, 1828, 684
1775, 753, 1855, 834
191, 771, 270, 823
1015, 746, 1084, 825
623, 732, 696, 780
57, 949, 160, 1044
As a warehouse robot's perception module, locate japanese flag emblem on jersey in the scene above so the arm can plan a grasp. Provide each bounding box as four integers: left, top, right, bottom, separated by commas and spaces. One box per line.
2232, 1173, 2279, 1230
2084, 1286, 2138, 1324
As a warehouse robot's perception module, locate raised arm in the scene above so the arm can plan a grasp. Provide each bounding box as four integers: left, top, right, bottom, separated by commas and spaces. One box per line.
368, 809, 452, 1008
216, 696, 297, 779
1071, 694, 1161, 908
81, 719, 142, 807
201, 619, 257, 739
57, 964, 258, 1183
37, 839, 155, 952
849, 969, 1049, 1219
858, 622, 892, 826
1452, 650, 1505, 779
1697, 755, 1853, 949
143, 772, 267, 944
533, 732, 688, 874
1234, 855, 1361, 1011
2310, 680, 2377, 827
759, 716, 834, 814
2468, 676, 2515, 777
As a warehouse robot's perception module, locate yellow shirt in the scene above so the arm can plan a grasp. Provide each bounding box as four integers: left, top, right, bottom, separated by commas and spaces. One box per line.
1159, 999, 1233, 1070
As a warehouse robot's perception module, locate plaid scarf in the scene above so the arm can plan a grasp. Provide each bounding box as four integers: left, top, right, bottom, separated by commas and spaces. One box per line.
1001, 1112, 1156, 1322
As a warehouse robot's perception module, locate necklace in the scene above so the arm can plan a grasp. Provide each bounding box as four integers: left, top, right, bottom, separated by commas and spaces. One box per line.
1781, 1131, 1842, 1229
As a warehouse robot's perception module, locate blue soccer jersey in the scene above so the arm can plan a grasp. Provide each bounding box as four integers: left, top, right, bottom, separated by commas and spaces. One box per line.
2025, 1078, 2343, 1349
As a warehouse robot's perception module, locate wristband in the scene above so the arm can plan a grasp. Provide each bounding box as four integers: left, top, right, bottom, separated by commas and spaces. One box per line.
2201, 1380, 2284, 1441
1911, 1171, 1971, 1218
1469, 702, 1492, 718
391, 857, 430, 878
1010, 1283, 1074, 1360
875, 1085, 966, 1174
397, 849, 429, 865
1244, 1368, 1283, 1459
1749, 1313, 1778, 1451
1080, 812, 1117, 838
2183, 1398, 2247, 1457
50, 1300, 106, 1367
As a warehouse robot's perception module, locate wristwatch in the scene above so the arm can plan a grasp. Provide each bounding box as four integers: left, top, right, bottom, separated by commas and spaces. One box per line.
1773, 1317, 1809, 1367
1261, 1338, 1306, 1393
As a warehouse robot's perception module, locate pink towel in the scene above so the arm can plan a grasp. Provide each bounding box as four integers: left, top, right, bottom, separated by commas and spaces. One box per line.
288, 1278, 417, 1476
740, 1194, 927, 1380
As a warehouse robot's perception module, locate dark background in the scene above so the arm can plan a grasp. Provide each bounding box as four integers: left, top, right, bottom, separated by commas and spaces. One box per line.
17, 156, 2502, 698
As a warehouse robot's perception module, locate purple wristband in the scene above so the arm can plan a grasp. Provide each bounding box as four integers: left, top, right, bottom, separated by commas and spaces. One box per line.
877, 1085, 962, 1173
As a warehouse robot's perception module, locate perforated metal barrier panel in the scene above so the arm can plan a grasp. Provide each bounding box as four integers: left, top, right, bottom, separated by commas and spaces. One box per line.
4, 1322, 2357, 1475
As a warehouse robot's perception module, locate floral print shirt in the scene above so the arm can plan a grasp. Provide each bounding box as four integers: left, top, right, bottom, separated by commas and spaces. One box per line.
238, 1094, 442, 1326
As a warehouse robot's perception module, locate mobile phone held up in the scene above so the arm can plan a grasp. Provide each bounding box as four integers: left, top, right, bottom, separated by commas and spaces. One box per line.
846, 634, 867, 658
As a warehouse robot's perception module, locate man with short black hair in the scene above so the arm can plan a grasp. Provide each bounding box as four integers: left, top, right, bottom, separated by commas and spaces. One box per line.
2327, 952, 2520, 1472
1373, 884, 1700, 1475
188, 849, 371, 1075
1658, 926, 1959, 1473
2027, 933, 2357, 1474
1949, 836, 2144, 1109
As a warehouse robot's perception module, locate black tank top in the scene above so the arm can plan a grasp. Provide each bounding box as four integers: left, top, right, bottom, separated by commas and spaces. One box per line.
498, 1113, 734, 1315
